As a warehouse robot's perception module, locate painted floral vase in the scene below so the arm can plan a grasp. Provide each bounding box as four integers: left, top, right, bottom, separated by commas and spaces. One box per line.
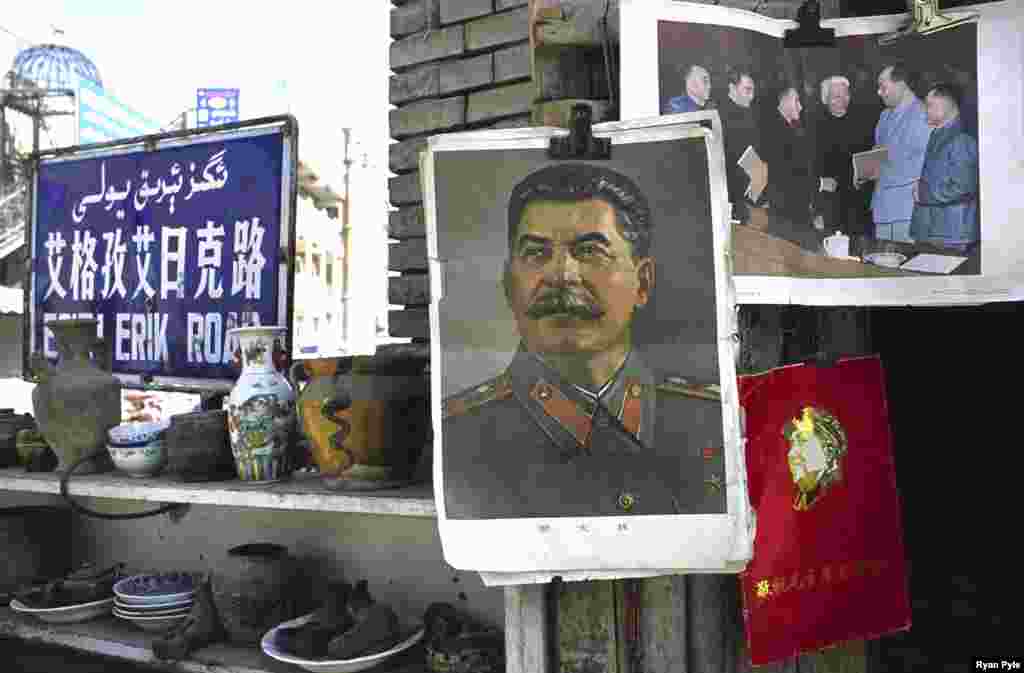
30, 319, 121, 474
226, 326, 296, 482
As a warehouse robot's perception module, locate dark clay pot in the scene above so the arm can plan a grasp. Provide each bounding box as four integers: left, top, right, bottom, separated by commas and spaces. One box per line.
164, 410, 234, 481
211, 543, 296, 644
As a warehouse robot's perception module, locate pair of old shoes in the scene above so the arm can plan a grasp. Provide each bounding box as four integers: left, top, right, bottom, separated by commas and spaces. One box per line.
152, 575, 226, 661
276, 580, 400, 660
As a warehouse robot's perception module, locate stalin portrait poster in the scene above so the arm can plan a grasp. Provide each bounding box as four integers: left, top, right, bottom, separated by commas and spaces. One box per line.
424, 117, 752, 576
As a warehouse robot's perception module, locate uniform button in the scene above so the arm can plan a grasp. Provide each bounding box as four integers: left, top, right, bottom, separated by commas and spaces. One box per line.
617, 492, 636, 512
629, 383, 642, 398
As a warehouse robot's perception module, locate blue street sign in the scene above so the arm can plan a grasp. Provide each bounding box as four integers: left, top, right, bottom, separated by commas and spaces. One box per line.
28, 118, 297, 389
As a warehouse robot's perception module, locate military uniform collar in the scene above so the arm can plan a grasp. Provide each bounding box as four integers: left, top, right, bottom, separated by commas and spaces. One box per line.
506, 346, 655, 460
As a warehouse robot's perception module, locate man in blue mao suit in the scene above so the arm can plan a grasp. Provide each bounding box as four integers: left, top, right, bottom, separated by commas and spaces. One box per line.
910, 83, 979, 251
866, 64, 932, 243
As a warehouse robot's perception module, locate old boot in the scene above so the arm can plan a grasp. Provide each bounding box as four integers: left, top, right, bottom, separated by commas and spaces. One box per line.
152, 576, 226, 660
313, 581, 353, 630
277, 580, 354, 658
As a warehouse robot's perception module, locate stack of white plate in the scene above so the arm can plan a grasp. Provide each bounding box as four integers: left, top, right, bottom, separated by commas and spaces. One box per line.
112, 573, 196, 633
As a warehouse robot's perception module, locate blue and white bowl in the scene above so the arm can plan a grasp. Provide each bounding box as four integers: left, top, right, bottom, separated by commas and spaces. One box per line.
108, 440, 167, 477
113, 573, 197, 606
107, 419, 170, 447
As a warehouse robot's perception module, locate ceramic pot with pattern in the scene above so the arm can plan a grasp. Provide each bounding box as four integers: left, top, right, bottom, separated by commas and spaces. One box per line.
226, 326, 296, 482
319, 349, 430, 491
288, 356, 353, 476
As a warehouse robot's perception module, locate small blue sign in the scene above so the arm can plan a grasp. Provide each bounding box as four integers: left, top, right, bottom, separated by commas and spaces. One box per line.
196, 88, 240, 128
30, 121, 294, 386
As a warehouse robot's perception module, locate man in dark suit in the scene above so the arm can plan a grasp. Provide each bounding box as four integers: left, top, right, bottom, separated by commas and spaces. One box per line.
442, 164, 726, 520
814, 75, 875, 236
761, 86, 837, 229
717, 66, 761, 224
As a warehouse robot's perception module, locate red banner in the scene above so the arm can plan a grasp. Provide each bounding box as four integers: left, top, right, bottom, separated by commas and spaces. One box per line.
738, 356, 911, 666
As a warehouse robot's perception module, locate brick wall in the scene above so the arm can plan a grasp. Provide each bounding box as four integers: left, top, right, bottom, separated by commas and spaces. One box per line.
388, 0, 532, 341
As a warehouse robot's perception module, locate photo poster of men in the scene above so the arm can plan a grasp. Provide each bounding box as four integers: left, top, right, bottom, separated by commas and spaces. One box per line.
619, 0, 1024, 307
422, 117, 753, 578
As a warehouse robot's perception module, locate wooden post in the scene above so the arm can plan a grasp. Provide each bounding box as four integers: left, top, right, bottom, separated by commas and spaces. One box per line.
505, 584, 551, 673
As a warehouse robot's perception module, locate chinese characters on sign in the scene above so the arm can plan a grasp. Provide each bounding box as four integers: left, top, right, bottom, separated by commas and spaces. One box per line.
32, 126, 289, 383
752, 559, 891, 600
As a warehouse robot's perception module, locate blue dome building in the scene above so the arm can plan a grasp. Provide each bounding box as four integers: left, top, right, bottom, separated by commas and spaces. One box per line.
10, 44, 102, 91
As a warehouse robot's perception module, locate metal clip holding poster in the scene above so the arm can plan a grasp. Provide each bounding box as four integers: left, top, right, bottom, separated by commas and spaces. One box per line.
547, 104, 612, 160
878, 0, 979, 46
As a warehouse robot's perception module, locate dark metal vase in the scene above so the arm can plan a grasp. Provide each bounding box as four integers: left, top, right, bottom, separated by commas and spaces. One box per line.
30, 319, 121, 474
211, 543, 296, 644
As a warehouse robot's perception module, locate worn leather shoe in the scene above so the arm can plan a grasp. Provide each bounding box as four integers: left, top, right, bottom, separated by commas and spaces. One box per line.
152, 575, 226, 660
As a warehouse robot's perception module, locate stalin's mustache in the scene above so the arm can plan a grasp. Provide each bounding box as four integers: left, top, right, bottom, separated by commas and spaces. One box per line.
526, 288, 603, 320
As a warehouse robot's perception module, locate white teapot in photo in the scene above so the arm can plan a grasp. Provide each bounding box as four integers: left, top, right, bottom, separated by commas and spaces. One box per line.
823, 230, 850, 258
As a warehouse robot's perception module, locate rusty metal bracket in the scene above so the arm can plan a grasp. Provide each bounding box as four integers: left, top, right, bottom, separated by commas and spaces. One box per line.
879, 0, 978, 47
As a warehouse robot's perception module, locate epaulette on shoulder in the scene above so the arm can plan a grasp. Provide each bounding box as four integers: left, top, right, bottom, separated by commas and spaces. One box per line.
443, 372, 513, 419
655, 376, 721, 402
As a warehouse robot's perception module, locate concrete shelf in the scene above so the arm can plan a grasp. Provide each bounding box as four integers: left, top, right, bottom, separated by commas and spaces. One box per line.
0, 608, 427, 673
0, 468, 437, 517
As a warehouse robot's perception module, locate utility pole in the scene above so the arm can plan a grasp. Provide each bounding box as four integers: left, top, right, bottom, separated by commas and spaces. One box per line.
0, 104, 7, 188
341, 127, 353, 351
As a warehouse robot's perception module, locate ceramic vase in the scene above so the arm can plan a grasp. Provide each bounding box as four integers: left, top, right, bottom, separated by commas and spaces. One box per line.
319, 349, 430, 491
30, 319, 121, 473
226, 326, 296, 482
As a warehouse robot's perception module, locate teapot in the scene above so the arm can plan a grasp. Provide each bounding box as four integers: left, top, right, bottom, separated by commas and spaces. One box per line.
823, 230, 850, 258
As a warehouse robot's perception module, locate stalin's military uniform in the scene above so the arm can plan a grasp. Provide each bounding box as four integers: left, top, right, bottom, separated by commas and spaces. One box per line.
442, 347, 727, 519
